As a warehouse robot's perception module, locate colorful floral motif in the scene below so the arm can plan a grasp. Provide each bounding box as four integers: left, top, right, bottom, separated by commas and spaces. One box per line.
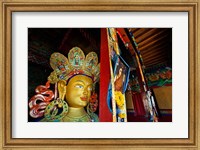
130, 66, 172, 91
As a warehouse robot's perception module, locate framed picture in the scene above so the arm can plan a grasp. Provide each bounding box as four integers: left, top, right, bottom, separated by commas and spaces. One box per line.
113, 55, 130, 94
0, 0, 199, 149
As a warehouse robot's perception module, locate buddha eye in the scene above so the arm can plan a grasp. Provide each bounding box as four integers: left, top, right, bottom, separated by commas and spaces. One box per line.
75, 85, 84, 89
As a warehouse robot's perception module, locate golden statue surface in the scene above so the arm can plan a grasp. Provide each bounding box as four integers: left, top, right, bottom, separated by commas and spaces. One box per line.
29, 47, 100, 122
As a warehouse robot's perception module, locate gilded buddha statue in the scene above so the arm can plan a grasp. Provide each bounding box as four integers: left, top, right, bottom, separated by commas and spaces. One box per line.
29, 47, 100, 122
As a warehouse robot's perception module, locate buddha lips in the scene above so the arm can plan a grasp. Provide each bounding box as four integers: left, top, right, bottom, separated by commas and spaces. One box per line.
80, 97, 88, 101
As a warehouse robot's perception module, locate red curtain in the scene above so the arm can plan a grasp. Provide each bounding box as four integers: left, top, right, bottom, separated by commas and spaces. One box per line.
132, 92, 146, 116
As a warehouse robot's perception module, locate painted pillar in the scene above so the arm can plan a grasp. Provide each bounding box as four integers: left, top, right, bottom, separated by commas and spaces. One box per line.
99, 28, 112, 122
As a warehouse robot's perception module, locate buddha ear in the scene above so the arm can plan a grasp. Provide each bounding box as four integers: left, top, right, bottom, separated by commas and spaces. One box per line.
58, 80, 66, 100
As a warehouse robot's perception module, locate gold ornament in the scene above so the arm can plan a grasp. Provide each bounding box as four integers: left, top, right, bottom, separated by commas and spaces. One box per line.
48, 47, 100, 84
43, 98, 68, 121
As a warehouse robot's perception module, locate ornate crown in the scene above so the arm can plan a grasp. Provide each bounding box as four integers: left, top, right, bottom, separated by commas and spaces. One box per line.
48, 47, 100, 84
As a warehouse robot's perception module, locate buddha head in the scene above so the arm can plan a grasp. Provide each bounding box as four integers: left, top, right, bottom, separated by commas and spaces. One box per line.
58, 74, 93, 108
44, 47, 100, 121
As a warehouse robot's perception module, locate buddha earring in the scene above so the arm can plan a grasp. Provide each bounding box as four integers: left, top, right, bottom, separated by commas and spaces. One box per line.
44, 98, 68, 121
43, 80, 68, 121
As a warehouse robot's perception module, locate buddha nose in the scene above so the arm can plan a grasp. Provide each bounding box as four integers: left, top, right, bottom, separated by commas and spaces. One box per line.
83, 88, 88, 95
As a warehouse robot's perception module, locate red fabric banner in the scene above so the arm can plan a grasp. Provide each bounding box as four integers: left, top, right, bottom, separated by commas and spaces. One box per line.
132, 92, 146, 116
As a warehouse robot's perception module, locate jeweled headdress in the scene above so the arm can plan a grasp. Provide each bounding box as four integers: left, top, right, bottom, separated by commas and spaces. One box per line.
48, 47, 100, 84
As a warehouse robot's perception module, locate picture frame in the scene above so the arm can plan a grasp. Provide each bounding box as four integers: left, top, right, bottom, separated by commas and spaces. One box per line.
0, 0, 199, 149
113, 55, 130, 94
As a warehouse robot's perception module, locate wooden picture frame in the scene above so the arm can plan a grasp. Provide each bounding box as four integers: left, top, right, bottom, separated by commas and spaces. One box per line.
0, 0, 199, 149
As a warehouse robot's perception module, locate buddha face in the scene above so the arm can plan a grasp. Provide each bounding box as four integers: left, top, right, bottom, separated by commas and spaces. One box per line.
65, 75, 93, 108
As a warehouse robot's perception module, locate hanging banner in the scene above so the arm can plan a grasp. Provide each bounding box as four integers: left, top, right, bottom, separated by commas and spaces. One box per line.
113, 56, 130, 122
107, 28, 130, 122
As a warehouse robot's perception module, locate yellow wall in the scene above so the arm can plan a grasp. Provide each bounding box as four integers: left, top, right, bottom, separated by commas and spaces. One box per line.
153, 86, 172, 109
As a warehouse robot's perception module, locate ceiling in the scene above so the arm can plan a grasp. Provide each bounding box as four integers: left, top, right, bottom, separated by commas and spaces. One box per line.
28, 28, 101, 69
129, 28, 172, 68
28, 28, 172, 70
